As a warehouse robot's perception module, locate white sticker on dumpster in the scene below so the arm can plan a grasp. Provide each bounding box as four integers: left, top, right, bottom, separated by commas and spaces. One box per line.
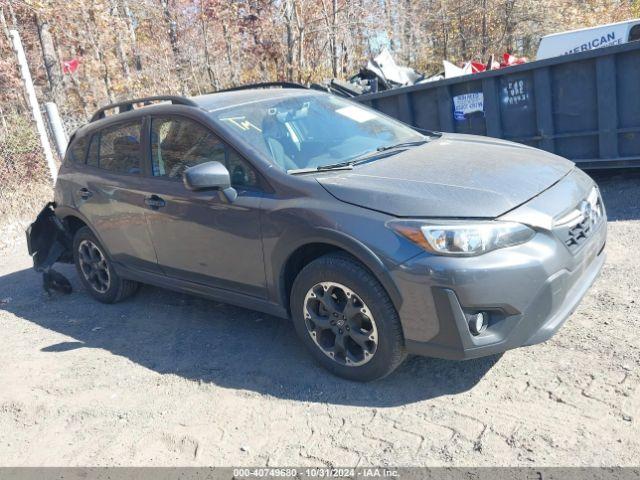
453, 93, 484, 121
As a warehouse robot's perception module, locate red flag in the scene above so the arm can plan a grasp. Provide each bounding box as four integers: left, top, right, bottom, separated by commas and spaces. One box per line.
470, 61, 486, 73
62, 58, 79, 74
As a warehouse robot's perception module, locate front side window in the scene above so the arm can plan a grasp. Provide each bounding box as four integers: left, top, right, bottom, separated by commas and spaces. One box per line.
150, 116, 259, 188
90, 120, 142, 174
211, 93, 424, 172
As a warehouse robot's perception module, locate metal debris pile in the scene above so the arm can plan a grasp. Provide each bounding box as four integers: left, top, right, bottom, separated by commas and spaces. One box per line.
314, 48, 528, 97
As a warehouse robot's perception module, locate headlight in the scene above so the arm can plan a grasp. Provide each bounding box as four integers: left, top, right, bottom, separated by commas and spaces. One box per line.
387, 220, 535, 256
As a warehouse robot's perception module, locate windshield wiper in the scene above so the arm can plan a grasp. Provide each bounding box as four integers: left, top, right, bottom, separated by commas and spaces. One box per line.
287, 139, 428, 175
375, 139, 428, 153
345, 139, 428, 166
288, 163, 354, 174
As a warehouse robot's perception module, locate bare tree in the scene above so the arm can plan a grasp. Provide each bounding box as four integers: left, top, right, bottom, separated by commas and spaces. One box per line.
35, 14, 63, 102
2, 0, 636, 123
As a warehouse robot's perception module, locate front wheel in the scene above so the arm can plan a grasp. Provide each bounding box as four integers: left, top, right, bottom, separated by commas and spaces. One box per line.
290, 253, 406, 381
73, 226, 139, 303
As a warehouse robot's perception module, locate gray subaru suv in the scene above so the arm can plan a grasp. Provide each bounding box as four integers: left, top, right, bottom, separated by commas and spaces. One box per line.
52, 83, 606, 381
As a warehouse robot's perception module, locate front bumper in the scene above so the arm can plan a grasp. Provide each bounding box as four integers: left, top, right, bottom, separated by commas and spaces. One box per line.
390, 170, 607, 360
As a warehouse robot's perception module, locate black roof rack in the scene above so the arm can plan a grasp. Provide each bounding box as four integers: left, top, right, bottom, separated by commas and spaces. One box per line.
216, 81, 307, 93
90, 95, 198, 122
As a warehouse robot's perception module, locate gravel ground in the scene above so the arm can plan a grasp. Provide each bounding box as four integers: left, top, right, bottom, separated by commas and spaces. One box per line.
0, 171, 638, 467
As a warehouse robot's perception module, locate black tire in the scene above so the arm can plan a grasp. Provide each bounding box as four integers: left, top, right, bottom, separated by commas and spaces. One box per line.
290, 253, 406, 381
73, 226, 139, 303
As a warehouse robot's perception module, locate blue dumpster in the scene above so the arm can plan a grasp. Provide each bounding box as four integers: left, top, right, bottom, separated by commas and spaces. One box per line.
356, 41, 640, 169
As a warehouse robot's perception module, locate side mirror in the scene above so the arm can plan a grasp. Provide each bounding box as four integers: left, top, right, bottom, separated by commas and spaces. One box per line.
183, 161, 237, 202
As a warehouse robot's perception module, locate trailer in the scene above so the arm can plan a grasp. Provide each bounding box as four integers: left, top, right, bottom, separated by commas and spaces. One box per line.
355, 41, 640, 169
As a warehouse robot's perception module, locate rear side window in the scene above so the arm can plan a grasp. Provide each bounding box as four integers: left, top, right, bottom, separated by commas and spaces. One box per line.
86, 120, 142, 174
67, 136, 88, 164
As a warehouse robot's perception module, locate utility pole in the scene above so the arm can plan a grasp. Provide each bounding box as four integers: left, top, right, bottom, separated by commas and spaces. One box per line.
9, 29, 58, 183
44, 102, 68, 159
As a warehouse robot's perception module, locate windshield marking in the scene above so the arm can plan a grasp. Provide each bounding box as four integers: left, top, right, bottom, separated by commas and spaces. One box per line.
335, 105, 377, 123
211, 93, 425, 172
220, 116, 262, 132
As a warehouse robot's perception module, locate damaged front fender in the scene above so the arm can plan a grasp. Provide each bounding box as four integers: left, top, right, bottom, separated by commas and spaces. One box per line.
26, 202, 73, 272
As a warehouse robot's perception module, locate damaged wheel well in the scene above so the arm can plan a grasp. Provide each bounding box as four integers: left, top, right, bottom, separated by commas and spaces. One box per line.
57, 215, 88, 264
63, 216, 87, 238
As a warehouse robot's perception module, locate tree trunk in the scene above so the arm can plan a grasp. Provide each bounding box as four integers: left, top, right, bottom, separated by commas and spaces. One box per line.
481, 0, 488, 58
161, 0, 186, 94
504, 0, 517, 53
331, 0, 338, 78
382, 0, 396, 52
1, 6, 10, 42
222, 21, 238, 86
440, 0, 449, 60
121, 0, 142, 70
403, 0, 412, 63
294, 1, 304, 82
284, 0, 295, 81
109, 0, 130, 81
199, 3, 218, 89
35, 14, 63, 103
5, 0, 17, 28
84, 8, 115, 103
456, 0, 467, 59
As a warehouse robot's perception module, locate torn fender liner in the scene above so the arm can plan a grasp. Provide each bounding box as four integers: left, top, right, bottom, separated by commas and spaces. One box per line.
26, 202, 73, 295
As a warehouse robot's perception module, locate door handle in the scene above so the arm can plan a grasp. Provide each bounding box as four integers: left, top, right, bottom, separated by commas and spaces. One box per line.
145, 195, 166, 209
78, 188, 93, 200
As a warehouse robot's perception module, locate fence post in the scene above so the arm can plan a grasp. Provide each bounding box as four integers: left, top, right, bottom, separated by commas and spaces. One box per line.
44, 102, 68, 159
9, 29, 58, 184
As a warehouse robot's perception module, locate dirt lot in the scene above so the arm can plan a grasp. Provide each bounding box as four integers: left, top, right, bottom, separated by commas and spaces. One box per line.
0, 171, 638, 467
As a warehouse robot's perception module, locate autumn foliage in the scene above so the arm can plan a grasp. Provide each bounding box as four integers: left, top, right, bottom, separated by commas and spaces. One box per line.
0, 0, 638, 121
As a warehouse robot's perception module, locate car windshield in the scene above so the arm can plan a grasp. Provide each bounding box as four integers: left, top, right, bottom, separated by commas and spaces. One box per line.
211, 93, 425, 172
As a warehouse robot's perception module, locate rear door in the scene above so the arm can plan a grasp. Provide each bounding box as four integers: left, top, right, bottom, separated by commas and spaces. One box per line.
76, 118, 161, 273
142, 115, 267, 298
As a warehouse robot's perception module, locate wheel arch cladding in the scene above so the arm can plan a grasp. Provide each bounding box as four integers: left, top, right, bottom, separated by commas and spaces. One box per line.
279, 233, 403, 316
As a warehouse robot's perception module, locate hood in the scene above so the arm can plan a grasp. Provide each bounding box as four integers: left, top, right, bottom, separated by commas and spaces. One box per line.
316, 133, 574, 218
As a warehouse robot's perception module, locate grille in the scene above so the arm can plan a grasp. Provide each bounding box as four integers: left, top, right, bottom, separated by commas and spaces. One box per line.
554, 187, 604, 251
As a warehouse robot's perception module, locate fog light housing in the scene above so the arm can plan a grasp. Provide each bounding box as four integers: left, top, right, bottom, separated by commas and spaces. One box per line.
468, 312, 488, 336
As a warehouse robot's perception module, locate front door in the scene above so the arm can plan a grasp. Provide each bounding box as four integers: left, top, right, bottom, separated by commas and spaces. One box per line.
143, 115, 267, 298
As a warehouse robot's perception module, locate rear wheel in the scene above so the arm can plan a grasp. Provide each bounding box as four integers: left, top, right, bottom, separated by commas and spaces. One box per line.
73, 226, 139, 303
291, 253, 406, 381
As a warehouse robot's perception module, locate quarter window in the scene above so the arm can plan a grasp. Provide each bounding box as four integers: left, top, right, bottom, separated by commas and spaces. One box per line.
150, 116, 259, 188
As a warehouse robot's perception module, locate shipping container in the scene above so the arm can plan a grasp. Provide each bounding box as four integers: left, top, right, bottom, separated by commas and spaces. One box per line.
355, 41, 640, 169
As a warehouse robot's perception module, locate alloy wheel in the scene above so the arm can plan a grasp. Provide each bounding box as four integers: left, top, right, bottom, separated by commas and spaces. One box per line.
303, 282, 378, 366
78, 239, 111, 293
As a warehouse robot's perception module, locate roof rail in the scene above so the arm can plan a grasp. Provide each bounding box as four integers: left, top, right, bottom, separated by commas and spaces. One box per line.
90, 95, 198, 122
216, 82, 307, 93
